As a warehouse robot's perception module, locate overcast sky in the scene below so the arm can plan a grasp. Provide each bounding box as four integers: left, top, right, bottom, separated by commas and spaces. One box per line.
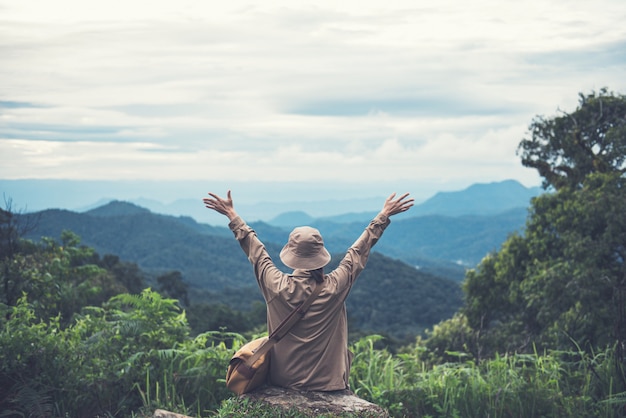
1, 0, 625, 204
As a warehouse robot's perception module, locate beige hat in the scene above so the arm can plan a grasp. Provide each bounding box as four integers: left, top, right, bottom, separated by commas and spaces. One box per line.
280, 226, 331, 270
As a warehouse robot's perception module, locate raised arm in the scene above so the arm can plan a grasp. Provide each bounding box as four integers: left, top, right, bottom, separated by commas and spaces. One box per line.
330, 192, 413, 289
380, 192, 414, 217
203, 190, 239, 221
203, 191, 282, 300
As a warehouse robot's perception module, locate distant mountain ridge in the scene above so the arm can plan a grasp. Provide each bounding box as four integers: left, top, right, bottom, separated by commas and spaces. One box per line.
21, 195, 532, 283
1, 178, 542, 225
268, 180, 541, 227
14, 180, 542, 278
269, 211, 315, 227
87, 201, 151, 217
410, 179, 541, 217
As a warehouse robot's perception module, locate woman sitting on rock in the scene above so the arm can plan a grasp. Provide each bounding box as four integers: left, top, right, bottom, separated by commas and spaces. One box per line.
203, 190, 413, 391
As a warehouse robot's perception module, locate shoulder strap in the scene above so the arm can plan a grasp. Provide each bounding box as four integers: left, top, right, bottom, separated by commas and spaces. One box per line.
243, 279, 325, 368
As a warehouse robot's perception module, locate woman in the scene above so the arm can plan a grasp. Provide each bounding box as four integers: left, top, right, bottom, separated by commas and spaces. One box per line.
203, 190, 413, 391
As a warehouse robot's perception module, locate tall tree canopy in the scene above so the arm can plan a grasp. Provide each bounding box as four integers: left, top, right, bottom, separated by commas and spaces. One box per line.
463, 172, 626, 354
517, 88, 626, 191
456, 89, 626, 357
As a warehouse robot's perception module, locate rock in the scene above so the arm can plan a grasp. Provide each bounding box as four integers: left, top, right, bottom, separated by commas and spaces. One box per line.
153, 409, 193, 418
241, 386, 390, 417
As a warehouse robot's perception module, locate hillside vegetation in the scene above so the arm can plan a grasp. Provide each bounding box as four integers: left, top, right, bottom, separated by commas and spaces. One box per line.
20, 204, 464, 341
18, 184, 532, 340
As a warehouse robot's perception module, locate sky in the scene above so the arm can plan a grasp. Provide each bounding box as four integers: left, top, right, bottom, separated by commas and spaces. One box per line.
1, 0, 625, 206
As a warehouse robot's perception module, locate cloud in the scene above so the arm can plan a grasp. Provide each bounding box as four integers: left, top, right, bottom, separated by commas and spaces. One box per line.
0, 101, 43, 109
524, 39, 626, 75
0, 0, 624, 191
286, 96, 527, 117
0, 115, 538, 188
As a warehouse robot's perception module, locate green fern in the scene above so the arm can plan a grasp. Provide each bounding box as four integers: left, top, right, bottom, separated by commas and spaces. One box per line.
6, 383, 54, 418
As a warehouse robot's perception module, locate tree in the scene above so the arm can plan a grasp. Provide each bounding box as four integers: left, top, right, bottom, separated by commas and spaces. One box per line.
523, 173, 626, 349
19, 231, 128, 323
464, 174, 626, 354
1, 225, 139, 324
157, 270, 189, 306
187, 302, 254, 335
459, 89, 626, 356
517, 88, 626, 191
462, 233, 535, 356
99, 254, 146, 294
0, 197, 39, 307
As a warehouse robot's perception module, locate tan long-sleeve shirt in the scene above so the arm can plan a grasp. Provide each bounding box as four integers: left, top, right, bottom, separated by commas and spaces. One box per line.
228, 212, 390, 391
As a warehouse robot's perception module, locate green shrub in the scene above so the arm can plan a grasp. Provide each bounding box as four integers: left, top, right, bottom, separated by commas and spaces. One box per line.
0, 290, 239, 417
349, 335, 408, 411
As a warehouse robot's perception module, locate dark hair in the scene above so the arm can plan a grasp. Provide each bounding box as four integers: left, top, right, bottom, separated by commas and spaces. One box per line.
310, 267, 325, 283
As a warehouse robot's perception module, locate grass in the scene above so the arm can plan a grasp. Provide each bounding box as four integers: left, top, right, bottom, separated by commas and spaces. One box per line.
131, 335, 626, 418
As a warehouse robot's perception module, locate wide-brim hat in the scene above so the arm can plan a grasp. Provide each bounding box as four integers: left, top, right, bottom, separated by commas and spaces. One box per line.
280, 226, 331, 270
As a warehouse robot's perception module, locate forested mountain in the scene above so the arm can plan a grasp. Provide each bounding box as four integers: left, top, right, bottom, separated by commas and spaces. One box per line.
21, 197, 530, 285
126, 179, 536, 225
21, 204, 251, 290
12, 172, 536, 338
408, 179, 541, 217
268, 179, 541, 227
17, 200, 473, 338
341, 252, 462, 339
195, 251, 463, 341
16, 195, 530, 339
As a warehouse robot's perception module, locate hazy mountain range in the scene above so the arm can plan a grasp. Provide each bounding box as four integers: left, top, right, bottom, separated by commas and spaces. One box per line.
1, 178, 541, 225
18, 179, 542, 279
13, 179, 543, 339
133, 179, 542, 226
